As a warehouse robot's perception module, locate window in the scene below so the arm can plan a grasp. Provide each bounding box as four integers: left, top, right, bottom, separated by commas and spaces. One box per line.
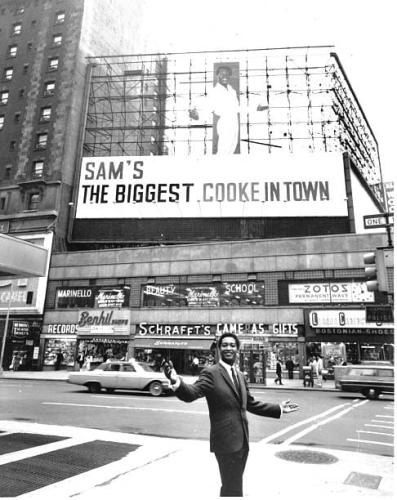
48, 57, 59, 71
12, 23, 22, 35
0, 115, 4, 129
52, 34, 62, 46
0, 195, 7, 211
32, 160, 44, 178
54, 11, 65, 24
28, 192, 41, 210
43, 81, 55, 96
26, 42, 33, 51
16, 7, 25, 15
31, 20, 37, 27
4, 67, 14, 80
39, 106, 51, 122
14, 112, 21, 123
9, 141, 16, 151
23, 64, 29, 74
8, 45, 18, 57
0, 91, 9, 105
19, 89, 25, 98
35, 132, 48, 149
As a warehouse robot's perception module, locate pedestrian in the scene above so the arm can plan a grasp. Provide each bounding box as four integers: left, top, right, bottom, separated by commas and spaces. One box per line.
317, 355, 324, 386
285, 358, 295, 380
191, 354, 199, 375
77, 351, 85, 370
10, 352, 21, 371
162, 333, 299, 497
54, 350, 64, 370
274, 358, 283, 385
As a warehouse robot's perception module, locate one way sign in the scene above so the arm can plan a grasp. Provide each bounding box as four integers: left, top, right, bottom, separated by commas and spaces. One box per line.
363, 213, 394, 229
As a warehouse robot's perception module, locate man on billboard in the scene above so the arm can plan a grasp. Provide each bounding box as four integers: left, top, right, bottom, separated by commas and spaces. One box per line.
189, 64, 268, 154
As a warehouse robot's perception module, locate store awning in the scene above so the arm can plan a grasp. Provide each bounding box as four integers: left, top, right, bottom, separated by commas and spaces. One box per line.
0, 233, 48, 278
133, 337, 213, 350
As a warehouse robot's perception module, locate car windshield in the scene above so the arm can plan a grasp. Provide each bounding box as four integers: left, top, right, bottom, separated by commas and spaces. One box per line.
137, 361, 156, 372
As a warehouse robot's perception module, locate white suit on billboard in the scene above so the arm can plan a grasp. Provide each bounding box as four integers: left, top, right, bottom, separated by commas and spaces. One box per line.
209, 82, 240, 154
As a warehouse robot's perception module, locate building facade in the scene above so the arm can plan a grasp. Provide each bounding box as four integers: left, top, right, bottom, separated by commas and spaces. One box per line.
41, 233, 393, 380
0, 0, 143, 371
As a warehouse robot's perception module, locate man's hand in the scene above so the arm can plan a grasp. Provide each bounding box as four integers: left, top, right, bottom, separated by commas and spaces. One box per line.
281, 399, 300, 413
161, 359, 178, 385
188, 108, 199, 120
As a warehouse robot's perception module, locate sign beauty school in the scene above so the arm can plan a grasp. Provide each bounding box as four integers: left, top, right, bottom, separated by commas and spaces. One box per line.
75, 153, 347, 219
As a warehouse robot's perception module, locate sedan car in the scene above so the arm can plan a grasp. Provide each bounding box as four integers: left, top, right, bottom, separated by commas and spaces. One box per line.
67, 359, 171, 396
335, 364, 394, 399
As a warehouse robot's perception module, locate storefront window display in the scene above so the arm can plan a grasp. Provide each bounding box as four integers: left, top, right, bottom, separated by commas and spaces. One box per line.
141, 281, 266, 308
134, 348, 215, 375
43, 338, 76, 368
77, 338, 129, 369
55, 286, 130, 309
360, 343, 394, 363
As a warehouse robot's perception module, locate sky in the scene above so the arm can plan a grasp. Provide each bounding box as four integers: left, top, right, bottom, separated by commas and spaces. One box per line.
138, 0, 396, 183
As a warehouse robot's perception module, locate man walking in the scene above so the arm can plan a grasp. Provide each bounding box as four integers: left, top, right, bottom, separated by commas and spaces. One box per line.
163, 333, 299, 497
274, 358, 283, 385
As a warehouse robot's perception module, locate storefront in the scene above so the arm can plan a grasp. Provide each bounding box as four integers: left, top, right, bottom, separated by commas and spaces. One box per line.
305, 309, 394, 368
0, 317, 42, 371
40, 322, 78, 370
76, 308, 131, 369
133, 321, 304, 380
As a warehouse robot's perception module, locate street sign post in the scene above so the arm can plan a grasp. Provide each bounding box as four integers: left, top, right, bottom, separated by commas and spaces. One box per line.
363, 213, 394, 229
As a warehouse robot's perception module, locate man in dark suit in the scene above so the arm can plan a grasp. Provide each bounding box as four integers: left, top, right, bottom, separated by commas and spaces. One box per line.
163, 333, 299, 497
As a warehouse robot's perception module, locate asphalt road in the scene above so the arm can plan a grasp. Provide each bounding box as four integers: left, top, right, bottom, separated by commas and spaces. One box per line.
0, 379, 394, 457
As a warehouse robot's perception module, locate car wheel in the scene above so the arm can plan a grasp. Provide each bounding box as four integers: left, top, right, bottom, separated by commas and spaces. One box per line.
105, 388, 115, 393
149, 381, 163, 397
362, 388, 379, 400
87, 382, 101, 393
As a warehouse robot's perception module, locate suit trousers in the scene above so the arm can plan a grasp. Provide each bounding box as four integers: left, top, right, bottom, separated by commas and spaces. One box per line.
215, 447, 249, 497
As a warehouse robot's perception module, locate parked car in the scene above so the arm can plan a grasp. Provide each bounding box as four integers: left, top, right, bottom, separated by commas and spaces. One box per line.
334, 364, 394, 399
67, 359, 171, 396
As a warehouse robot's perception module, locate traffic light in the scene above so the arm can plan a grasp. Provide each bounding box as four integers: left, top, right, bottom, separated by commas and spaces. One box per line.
363, 249, 388, 292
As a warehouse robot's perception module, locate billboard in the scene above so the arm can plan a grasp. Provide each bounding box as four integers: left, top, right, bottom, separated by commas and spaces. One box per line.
75, 152, 347, 220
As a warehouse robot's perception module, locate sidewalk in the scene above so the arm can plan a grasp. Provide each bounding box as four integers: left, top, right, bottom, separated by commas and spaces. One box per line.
0, 369, 338, 391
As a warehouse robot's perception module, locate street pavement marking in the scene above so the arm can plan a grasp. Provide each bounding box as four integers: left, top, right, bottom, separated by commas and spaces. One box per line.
43, 401, 207, 414
371, 419, 394, 424
0, 436, 93, 466
259, 402, 351, 444
347, 438, 394, 447
375, 414, 393, 418
281, 400, 369, 446
365, 424, 394, 429
356, 430, 394, 437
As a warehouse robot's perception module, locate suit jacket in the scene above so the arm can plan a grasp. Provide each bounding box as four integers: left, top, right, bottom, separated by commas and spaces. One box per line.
175, 362, 281, 454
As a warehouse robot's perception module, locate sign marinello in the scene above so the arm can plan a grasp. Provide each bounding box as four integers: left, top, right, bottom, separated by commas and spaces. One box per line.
76, 153, 347, 219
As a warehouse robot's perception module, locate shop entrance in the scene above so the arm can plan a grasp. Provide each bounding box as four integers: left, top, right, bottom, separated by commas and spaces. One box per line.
239, 350, 267, 384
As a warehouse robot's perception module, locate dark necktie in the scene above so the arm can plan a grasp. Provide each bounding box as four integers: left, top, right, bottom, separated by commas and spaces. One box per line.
231, 367, 241, 398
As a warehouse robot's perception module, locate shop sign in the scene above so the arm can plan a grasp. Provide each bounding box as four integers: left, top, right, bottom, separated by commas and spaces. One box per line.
56, 286, 130, 309
77, 309, 130, 335
12, 321, 29, 337
313, 328, 393, 335
289, 282, 374, 303
309, 309, 394, 329
138, 323, 212, 336
217, 323, 298, 335
137, 322, 299, 337
142, 281, 265, 308
47, 324, 78, 334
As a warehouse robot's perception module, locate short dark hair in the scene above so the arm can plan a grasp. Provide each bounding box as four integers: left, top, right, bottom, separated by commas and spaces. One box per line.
217, 332, 240, 349
216, 65, 232, 76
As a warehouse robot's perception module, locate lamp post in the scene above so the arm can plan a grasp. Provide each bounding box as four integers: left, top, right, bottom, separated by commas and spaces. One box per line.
0, 283, 13, 376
